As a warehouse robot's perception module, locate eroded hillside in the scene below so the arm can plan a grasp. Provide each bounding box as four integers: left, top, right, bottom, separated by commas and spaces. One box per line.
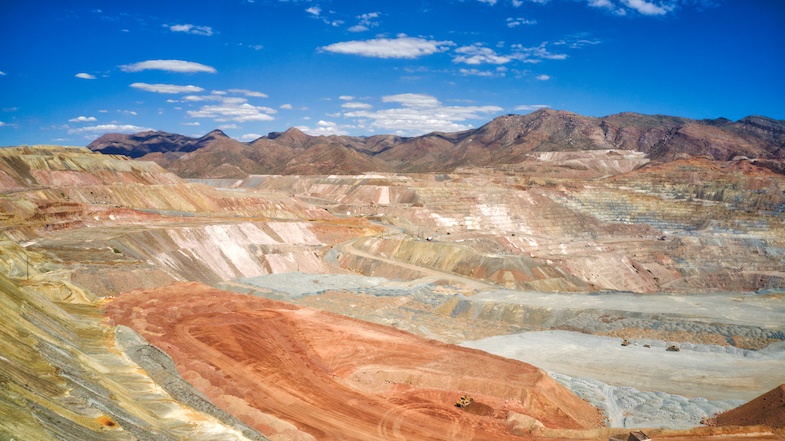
88, 110, 785, 178
1, 145, 784, 440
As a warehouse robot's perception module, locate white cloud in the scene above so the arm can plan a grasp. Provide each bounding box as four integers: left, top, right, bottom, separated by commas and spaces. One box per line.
217, 124, 238, 129
339, 95, 355, 100
511, 43, 568, 61
562, 38, 602, 49
344, 93, 502, 135
459, 68, 504, 78
181, 92, 241, 103
68, 116, 97, 122
478, 0, 497, 5
349, 12, 380, 32
453, 44, 513, 65
240, 133, 264, 141
452, 42, 567, 66
75, 72, 96, 80
514, 104, 550, 111
321, 35, 454, 59
306, 6, 321, 15
280, 103, 293, 109
536, 74, 550, 80
621, 0, 671, 15
182, 95, 212, 102
0, 71, 6, 76
594, 0, 673, 15
298, 120, 350, 136
382, 93, 441, 108
131, 83, 205, 94
68, 124, 151, 135
169, 24, 214, 36
187, 97, 277, 122
182, 122, 201, 126
120, 59, 217, 73
341, 102, 373, 109
588, 0, 615, 8
507, 17, 536, 27
227, 88, 268, 98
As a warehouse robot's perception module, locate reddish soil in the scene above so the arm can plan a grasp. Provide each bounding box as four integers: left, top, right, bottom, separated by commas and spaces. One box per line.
711, 384, 785, 428
105, 282, 604, 440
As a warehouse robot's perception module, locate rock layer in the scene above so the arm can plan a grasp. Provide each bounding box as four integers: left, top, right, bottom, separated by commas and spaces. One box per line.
1, 144, 784, 440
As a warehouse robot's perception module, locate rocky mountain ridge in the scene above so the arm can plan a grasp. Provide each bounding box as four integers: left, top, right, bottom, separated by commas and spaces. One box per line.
87, 109, 785, 178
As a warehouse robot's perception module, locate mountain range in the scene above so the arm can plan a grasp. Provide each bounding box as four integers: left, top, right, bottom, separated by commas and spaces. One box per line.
87, 109, 785, 178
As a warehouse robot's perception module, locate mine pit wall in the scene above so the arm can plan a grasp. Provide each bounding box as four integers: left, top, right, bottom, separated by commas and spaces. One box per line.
438, 296, 785, 350
0, 146, 181, 189
63, 221, 333, 297
341, 236, 591, 291
4, 182, 329, 223
0, 153, 334, 240
331, 246, 429, 281
609, 160, 785, 213
552, 185, 784, 236
376, 182, 785, 293
213, 174, 423, 206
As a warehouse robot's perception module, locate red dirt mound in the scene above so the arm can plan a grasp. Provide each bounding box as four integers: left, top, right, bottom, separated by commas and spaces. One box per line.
105, 282, 604, 440
712, 384, 785, 428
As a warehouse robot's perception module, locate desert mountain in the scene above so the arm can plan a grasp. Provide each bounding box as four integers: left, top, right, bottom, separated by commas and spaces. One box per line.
88, 128, 236, 157
87, 109, 785, 178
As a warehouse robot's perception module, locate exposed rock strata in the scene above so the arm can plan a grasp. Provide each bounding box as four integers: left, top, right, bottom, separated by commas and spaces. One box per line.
1, 145, 784, 440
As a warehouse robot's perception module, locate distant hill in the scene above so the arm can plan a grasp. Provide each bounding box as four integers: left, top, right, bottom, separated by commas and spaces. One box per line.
87, 129, 236, 158
87, 109, 785, 177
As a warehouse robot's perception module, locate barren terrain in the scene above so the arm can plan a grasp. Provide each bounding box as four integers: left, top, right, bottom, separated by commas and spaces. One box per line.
105, 282, 605, 440
1, 137, 784, 440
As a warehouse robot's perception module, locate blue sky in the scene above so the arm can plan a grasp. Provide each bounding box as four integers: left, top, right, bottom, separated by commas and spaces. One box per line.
1, 0, 783, 145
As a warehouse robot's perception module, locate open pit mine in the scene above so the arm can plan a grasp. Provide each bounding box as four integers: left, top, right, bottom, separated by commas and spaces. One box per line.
1, 110, 785, 440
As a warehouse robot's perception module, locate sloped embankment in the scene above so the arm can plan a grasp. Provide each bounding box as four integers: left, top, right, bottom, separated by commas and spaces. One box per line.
339, 235, 592, 291
0, 257, 265, 440
99, 221, 327, 285
710, 384, 785, 428
0, 146, 331, 237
